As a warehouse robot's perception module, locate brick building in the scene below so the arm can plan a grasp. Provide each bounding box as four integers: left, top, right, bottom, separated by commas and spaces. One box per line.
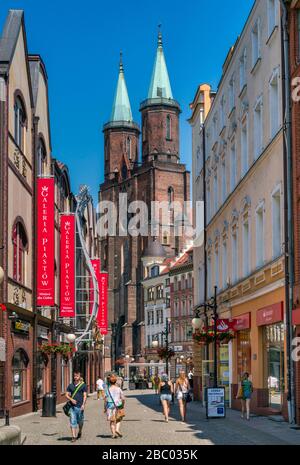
99, 32, 190, 368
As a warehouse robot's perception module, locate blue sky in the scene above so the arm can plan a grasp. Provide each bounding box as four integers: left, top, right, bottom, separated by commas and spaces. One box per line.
0, 0, 254, 201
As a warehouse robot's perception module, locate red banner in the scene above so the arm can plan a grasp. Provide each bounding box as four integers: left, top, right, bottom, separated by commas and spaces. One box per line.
98, 272, 108, 334
37, 177, 55, 306
257, 302, 283, 326
90, 259, 101, 315
60, 214, 75, 317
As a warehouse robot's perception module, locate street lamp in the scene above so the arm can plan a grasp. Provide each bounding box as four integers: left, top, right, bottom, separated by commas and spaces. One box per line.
152, 318, 171, 376
192, 317, 202, 330
67, 333, 76, 343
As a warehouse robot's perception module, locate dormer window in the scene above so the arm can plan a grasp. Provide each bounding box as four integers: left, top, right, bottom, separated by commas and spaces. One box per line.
151, 265, 159, 277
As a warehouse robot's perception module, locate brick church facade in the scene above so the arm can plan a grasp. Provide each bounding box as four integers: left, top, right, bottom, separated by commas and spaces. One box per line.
99, 32, 190, 368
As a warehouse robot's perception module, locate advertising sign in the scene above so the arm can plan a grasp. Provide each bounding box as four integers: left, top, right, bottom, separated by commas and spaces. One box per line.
206, 387, 226, 418
60, 214, 76, 317
98, 272, 108, 335
257, 302, 283, 326
37, 177, 55, 306
90, 259, 101, 315
233, 313, 251, 331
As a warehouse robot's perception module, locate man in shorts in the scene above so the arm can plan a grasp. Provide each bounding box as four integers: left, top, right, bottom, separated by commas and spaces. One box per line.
66, 371, 87, 442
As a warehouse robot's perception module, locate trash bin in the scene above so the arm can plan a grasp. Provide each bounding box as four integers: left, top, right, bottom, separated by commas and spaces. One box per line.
42, 392, 56, 417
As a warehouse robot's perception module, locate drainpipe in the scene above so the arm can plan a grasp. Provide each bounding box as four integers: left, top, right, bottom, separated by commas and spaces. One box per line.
280, 0, 295, 424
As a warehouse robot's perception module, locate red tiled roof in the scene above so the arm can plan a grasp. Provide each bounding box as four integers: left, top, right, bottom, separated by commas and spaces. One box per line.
169, 247, 193, 271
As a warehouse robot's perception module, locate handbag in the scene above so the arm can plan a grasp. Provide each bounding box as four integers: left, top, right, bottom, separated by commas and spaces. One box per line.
107, 387, 125, 422
179, 381, 192, 403
63, 382, 84, 417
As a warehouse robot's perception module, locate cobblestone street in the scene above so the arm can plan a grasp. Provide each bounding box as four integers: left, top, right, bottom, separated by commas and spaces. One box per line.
8, 390, 300, 445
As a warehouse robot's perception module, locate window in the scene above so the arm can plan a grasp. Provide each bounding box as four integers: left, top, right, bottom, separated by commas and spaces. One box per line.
222, 241, 228, 289
239, 48, 247, 91
213, 174, 218, 213
252, 18, 261, 67
12, 221, 28, 285
206, 186, 211, 222
168, 186, 174, 208
37, 138, 47, 176
147, 287, 155, 301
151, 266, 159, 277
229, 76, 235, 112
147, 311, 151, 325
230, 143, 237, 191
174, 277, 178, 291
163, 233, 169, 245
166, 115, 171, 140
14, 96, 26, 151
243, 219, 250, 277
232, 231, 238, 284
268, 0, 277, 37
254, 97, 263, 160
256, 205, 264, 267
188, 273, 192, 288
182, 300, 186, 316
156, 285, 163, 299
241, 118, 248, 177
220, 96, 226, 130
147, 335, 151, 348
126, 137, 131, 160
175, 301, 179, 317
12, 349, 29, 404
272, 188, 282, 258
207, 255, 212, 297
237, 330, 251, 378
156, 309, 160, 324
270, 70, 280, 138
221, 161, 226, 203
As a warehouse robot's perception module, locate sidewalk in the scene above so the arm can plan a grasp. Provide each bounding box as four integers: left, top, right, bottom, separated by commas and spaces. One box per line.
9, 390, 300, 445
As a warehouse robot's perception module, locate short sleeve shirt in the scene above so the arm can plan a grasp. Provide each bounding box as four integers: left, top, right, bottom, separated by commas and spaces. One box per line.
67, 382, 87, 408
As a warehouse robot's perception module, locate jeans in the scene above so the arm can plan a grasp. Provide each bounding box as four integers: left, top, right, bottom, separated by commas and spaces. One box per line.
160, 394, 172, 402
69, 406, 84, 428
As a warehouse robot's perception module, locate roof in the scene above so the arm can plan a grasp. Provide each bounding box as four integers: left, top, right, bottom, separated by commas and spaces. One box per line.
110, 55, 133, 123
169, 247, 193, 273
143, 238, 166, 259
148, 31, 173, 100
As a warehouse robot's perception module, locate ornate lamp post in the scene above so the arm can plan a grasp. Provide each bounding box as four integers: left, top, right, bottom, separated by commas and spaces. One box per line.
152, 317, 171, 375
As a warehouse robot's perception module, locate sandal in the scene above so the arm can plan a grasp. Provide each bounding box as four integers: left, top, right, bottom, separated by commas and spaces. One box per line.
116, 431, 123, 437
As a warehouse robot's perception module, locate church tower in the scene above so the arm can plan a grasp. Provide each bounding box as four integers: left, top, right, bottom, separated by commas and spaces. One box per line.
140, 30, 180, 164
103, 54, 140, 181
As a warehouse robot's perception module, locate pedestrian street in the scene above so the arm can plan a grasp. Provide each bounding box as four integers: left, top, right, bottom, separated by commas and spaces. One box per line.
9, 390, 300, 446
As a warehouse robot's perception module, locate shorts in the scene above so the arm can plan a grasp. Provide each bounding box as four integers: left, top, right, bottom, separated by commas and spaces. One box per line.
242, 393, 252, 400
160, 394, 172, 402
69, 406, 84, 428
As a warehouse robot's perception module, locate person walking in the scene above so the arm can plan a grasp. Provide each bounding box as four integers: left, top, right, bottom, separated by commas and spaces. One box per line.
152, 373, 161, 395
96, 376, 105, 400
158, 373, 173, 422
175, 370, 191, 423
104, 374, 125, 439
66, 371, 87, 443
188, 369, 194, 389
236, 372, 253, 420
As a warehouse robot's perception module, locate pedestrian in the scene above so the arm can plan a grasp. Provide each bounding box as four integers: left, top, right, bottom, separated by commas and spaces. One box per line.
96, 376, 105, 400
65, 370, 87, 443
152, 373, 161, 394
236, 372, 253, 420
188, 369, 194, 389
158, 373, 173, 422
104, 373, 125, 439
116, 374, 124, 389
175, 370, 191, 423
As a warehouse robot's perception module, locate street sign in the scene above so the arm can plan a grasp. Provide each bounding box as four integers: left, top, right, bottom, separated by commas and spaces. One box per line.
206, 387, 226, 419
0, 337, 6, 361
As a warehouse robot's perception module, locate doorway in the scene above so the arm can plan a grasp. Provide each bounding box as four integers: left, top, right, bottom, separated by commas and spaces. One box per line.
263, 323, 284, 410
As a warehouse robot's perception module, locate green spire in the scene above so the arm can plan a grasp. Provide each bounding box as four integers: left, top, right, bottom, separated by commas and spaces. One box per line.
148, 27, 173, 100
110, 52, 133, 122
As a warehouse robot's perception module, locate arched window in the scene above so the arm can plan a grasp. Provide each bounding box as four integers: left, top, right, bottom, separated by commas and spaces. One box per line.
14, 96, 26, 151
126, 137, 131, 160
151, 265, 159, 277
12, 221, 28, 284
168, 186, 174, 207
37, 138, 47, 176
166, 115, 171, 140
12, 349, 29, 403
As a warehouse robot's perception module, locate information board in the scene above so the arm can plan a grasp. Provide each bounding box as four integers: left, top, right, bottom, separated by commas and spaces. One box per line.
206, 387, 226, 418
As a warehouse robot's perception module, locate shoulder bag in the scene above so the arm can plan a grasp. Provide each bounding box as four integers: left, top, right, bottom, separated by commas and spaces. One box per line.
179, 381, 192, 403
63, 382, 84, 417
108, 387, 125, 422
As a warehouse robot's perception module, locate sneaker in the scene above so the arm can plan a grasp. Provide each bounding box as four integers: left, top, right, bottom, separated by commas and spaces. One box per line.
71, 437, 76, 443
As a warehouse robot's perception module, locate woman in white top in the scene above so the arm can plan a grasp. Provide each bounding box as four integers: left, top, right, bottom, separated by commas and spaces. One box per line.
104, 374, 125, 438
175, 370, 190, 423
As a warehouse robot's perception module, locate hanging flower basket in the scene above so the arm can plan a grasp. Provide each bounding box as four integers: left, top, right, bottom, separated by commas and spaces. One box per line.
39, 342, 75, 359
193, 330, 214, 345
157, 347, 175, 359
193, 328, 235, 346
115, 358, 126, 366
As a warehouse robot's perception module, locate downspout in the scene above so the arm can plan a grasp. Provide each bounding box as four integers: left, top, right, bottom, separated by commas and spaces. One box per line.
280, 0, 295, 424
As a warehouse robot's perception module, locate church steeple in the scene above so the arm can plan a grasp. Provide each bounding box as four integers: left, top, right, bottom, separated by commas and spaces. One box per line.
148, 27, 173, 100
110, 52, 133, 123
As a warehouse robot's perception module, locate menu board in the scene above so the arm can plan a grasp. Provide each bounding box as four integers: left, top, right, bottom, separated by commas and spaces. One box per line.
206, 387, 226, 418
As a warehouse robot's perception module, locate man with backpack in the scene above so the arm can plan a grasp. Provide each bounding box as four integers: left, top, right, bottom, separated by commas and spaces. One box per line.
66, 371, 87, 443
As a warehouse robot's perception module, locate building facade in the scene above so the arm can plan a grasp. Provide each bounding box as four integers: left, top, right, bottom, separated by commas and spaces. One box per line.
199, 0, 288, 415
99, 33, 190, 369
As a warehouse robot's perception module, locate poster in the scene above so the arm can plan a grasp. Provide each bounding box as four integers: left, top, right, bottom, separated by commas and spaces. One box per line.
206, 387, 226, 418
60, 214, 75, 317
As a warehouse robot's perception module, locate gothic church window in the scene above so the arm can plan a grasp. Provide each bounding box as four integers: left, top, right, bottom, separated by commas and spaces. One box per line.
127, 137, 131, 160
166, 115, 171, 140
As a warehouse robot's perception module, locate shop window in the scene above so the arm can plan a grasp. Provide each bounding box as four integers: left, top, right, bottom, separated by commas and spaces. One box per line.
263, 323, 285, 410
37, 352, 48, 397
12, 349, 29, 404
237, 330, 251, 379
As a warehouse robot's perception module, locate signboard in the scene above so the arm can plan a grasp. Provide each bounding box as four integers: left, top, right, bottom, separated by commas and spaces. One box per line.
13, 319, 30, 335
90, 259, 101, 315
37, 325, 49, 341
257, 302, 283, 326
0, 337, 6, 362
37, 177, 55, 306
60, 214, 76, 317
173, 346, 183, 352
206, 387, 226, 418
98, 272, 108, 335
233, 313, 251, 331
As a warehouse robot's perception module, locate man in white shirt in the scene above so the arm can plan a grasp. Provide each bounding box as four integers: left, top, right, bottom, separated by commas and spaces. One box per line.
96, 377, 105, 400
